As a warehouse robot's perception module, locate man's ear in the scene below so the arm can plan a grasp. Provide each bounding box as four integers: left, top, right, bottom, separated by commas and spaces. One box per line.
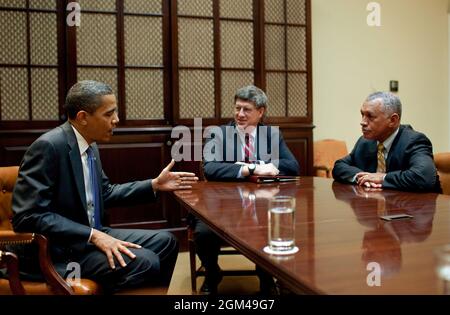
75, 111, 89, 126
258, 107, 265, 119
389, 113, 400, 126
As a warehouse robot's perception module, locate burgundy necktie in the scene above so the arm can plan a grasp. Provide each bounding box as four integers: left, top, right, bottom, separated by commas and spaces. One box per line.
244, 134, 254, 163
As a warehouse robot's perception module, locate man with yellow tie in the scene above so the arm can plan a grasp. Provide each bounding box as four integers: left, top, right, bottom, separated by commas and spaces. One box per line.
332, 91, 441, 192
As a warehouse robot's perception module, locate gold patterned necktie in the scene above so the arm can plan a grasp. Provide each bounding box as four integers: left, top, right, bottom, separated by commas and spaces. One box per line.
377, 143, 386, 173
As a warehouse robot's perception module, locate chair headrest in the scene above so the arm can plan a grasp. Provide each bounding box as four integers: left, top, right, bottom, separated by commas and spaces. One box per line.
434, 153, 450, 173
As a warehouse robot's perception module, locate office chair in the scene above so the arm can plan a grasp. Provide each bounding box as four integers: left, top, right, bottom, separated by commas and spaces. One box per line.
0, 166, 102, 295
434, 152, 450, 195
313, 139, 348, 178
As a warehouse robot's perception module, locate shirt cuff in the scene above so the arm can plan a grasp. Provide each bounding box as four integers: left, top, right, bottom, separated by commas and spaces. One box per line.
237, 166, 245, 179
88, 228, 94, 243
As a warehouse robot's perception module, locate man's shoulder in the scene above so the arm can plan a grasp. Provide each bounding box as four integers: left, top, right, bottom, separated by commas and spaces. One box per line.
353, 135, 374, 148
30, 123, 70, 150
398, 124, 430, 142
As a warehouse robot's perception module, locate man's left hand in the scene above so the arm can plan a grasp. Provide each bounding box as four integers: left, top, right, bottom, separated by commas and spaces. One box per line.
152, 159, 199, 191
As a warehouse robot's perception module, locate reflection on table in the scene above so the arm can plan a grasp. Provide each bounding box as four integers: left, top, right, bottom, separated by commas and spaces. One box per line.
174, 177, 450, 294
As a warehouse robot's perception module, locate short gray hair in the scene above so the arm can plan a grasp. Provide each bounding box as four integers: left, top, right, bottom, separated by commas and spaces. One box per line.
234, 85, 268, 109
64, 80, 113, 119
366, 91, 402, 118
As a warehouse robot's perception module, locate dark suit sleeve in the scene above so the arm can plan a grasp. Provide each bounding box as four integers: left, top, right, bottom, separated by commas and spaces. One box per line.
273, 131, 300, 176
203, 129, 242, 181
203, 162, 242, 181
12, 139, 92, 251
382, 133, 438, 191
84, 145, 156, 208
101, 172, 155, 208
332, 138, 365, 183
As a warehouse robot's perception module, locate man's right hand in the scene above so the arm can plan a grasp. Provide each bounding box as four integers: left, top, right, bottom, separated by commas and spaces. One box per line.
90, 229, 142, 269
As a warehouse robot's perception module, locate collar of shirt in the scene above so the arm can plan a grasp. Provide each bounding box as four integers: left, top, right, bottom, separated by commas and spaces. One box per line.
71, 124, 91, 156
236, 126, 257, 145
378, 127, 399, 157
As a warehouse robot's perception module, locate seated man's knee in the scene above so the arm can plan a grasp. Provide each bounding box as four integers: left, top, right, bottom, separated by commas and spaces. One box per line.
162, 230, 178, 245
115, 249, 161, 288
156, 231, 179, 254
131, 249, 160, 275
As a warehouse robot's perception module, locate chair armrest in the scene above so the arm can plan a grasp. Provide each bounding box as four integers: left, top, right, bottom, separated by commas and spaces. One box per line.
313, 165, 332, 178
0, 231, 35, 245
0, 231, 73, 295
0, 250, 25, 294
313, 165, 330, 171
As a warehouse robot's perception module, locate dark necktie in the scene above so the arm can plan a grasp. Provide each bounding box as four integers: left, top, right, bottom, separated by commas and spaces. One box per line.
86, 147, 102, 230
244, 133, 254, 163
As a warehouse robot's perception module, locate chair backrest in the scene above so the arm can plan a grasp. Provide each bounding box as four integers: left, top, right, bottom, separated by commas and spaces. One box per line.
313, 139, 348, 178
434, 153, 450, 195
0, 166, 19, 231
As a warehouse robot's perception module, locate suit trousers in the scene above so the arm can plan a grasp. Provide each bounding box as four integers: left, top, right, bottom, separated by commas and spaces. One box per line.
54, 228, 179, 293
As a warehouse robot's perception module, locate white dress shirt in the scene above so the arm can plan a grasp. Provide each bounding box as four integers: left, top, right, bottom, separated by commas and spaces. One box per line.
71, 125, 95, 241
237, 128, 264, 178
378, 127, 400, 160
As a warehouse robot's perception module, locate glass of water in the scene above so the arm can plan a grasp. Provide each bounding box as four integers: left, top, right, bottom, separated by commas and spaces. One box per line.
268, 196, 296, 252
435, 244, 450, 295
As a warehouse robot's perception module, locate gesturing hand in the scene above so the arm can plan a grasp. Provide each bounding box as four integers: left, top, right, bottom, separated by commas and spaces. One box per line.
152, 159, 199, 191
90, 229, 142, 269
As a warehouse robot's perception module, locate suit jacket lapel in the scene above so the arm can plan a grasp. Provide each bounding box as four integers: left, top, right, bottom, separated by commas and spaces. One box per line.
256, 123, 270, 162
63, 122, 88, 211
366, 141, 378, 173
228, 122, 240, 161
385, 125, 405, 170
90, 144, 104, 215
256, 126, 260, 161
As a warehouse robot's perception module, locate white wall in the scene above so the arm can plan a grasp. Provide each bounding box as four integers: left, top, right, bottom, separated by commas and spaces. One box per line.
312, 0, 449, 153
448, 12, 450, 149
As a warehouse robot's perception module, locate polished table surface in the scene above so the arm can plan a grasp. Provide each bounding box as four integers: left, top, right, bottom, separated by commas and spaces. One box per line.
174, 177, 450, 294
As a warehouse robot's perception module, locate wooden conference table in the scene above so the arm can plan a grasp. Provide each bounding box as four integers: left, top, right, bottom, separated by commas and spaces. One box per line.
173, 177, 450, 294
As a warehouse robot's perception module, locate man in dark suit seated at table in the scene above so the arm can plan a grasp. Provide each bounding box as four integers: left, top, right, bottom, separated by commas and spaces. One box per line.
12, 80, 198, 293
192, 85, 299, 294
332, 91, 441, 192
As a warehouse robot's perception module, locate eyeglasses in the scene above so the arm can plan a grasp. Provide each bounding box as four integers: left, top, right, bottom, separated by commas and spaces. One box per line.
235, 106, 256, 114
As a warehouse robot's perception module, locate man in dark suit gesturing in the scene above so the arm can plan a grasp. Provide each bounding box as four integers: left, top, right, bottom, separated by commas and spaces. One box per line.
194, 85, 299, 294
12, 80, 198, 292
332, 91, 440, 192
